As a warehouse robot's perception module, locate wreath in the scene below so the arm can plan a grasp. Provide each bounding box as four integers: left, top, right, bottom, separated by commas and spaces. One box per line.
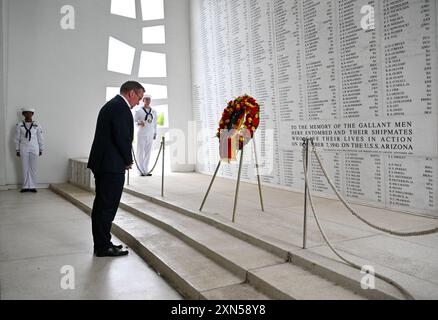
216, 95, 260, 161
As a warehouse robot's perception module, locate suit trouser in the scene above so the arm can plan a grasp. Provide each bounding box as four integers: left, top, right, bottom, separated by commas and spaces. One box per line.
21, 151, 38, 189
91, 172, 125, 252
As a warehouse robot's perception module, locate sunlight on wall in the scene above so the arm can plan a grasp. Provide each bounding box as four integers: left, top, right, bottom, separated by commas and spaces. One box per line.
142, 25, 166, 44
107, 37, 135, 75
140, 0, 164, 21
138, 51, 167, 77
110, 0, 136, 19
140, 83, 168, 99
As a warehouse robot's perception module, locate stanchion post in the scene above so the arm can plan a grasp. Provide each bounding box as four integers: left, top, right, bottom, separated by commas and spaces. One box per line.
302, 137, 309, 249
127, 169, 130, 186
161, 136, 165, 197
199, 160, 221, 211
232, 147, 244, 223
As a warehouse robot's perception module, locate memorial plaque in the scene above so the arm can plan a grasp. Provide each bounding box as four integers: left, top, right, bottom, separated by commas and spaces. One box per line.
191, 0, 438, 216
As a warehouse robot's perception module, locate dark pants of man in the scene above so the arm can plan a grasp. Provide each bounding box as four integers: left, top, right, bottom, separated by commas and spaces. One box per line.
91, 172, 125, 252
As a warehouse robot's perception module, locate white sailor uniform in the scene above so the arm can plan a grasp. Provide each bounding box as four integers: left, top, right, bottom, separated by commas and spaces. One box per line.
15, 121, 44, 189
134, 107, 157, 174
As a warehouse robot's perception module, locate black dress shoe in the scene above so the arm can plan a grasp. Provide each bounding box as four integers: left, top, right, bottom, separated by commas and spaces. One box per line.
29, 189, 37, 193
20, 189, 29, 193
111, 243, 124, 250
146, 173, 152, 176
94, 244, 124, 254
95, 247, 128, 257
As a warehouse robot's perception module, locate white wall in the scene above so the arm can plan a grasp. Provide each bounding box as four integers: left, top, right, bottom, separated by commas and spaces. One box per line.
0, 0, 7, 187
1, 0, 193, 187
164, 0, 194, 172
190, 0, 438, 217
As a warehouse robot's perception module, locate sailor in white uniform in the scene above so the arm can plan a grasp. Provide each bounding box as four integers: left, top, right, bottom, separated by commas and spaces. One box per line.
134, 95, 157, 176
15, 107, 44, 192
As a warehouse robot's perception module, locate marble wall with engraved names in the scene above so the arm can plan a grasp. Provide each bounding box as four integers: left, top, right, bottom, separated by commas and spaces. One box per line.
190, 0, 438, 216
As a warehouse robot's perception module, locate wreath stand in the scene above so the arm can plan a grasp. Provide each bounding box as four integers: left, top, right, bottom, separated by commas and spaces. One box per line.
199, 137, 264, 223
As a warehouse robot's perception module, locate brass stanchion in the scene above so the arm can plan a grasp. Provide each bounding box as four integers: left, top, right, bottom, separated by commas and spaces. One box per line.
302, 137, 311, 249
199, 160, 221, 211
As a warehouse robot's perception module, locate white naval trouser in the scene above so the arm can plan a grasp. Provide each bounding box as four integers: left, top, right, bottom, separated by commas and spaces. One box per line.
21, 151, 38, 189
136, 135, 154, 174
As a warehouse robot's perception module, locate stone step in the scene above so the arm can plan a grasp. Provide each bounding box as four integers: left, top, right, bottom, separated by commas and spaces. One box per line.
112, 213, 270, 300
117, 192, 377, 300
123, 185, 290, 259
50, 183, 400, 300
248, 263, 366, 300
122, 185, 404, 300
50, 183, 269, 300
118, 192, 285, 279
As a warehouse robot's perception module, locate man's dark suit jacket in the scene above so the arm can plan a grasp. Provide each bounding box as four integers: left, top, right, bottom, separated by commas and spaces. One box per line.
87, 95, 133, 174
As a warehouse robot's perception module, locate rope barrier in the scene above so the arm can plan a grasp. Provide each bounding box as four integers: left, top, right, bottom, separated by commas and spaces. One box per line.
310, 140, 438, 237
146, 141, 164, 175
301, 141, 414, 300
132, 139, 164, 176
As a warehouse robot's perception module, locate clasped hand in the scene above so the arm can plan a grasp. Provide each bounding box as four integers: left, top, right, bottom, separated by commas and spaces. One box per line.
16, 151, 42, 156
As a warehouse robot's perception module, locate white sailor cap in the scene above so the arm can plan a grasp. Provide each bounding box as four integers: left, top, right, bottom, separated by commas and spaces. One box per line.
21, 107, 35, 113
143, 94, 152, 99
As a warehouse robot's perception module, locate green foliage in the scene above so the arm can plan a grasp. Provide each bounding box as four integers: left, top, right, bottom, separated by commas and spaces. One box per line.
157, 112, 165, 126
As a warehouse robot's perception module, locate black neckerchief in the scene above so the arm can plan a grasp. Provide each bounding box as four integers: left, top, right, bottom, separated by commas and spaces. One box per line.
143, 107, 153, 122
23, 121, 33, 141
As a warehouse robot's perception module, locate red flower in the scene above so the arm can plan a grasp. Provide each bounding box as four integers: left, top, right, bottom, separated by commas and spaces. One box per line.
216, 95, 260, 151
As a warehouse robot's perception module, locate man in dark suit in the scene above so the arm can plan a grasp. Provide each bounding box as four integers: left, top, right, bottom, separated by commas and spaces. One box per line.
88, 81, 145, 257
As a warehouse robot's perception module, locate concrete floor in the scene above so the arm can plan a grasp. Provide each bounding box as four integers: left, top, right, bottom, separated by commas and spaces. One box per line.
126, 171, 438, 299
2, 171, 438, 300
0, 189, 182, 300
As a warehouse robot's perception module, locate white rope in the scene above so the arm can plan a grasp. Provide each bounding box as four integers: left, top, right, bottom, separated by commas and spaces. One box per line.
146, 141, 164, 175
132, 140, 164, 176
302, 145, 414, 300
310, 141, 438, 237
